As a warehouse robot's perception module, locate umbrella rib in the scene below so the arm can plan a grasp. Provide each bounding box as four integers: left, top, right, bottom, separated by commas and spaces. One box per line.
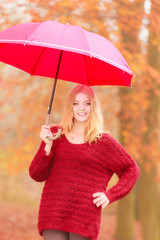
31, 47, 46, 75
80, 26, 91, 53
83, 55, 90, 85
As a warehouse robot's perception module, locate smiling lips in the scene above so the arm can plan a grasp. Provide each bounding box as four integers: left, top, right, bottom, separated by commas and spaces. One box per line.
77, 112, 87, 116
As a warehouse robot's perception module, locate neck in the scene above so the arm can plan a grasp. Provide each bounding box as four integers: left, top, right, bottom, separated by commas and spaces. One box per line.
71, 121, 86, 135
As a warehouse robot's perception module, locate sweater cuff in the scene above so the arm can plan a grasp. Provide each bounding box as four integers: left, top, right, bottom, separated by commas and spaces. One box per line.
39, 141, 53, 158
104, 191, 114, 205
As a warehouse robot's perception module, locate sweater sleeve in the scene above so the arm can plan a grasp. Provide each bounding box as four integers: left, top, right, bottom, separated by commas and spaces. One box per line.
29, 126, 59, 182
29, 140, 54, 182
103, 133, 140, 204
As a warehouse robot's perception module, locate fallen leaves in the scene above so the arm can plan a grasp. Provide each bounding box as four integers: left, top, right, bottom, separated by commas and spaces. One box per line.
0, 202, 142, 240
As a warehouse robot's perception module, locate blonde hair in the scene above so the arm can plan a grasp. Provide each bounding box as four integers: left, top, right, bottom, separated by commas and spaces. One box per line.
58, 84, 105, 143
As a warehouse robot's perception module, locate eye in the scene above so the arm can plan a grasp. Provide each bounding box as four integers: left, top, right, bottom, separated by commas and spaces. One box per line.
73, 102, 90, 105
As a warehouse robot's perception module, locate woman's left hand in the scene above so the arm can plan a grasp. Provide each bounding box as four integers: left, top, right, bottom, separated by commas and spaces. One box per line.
93, 192, 110, 209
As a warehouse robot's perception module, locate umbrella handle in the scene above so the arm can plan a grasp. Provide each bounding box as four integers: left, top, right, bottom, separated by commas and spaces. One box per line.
45, 114, 62, 140
47, 128, 62, 140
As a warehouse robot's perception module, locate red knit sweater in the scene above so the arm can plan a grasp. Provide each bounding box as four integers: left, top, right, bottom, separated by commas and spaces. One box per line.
29, 126, 140, 240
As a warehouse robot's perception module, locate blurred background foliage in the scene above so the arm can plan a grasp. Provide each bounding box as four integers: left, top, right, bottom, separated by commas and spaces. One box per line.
0, 0, 160, 240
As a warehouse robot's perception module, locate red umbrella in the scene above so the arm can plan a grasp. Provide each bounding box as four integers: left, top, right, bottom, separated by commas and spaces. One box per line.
0, 20, 133, 139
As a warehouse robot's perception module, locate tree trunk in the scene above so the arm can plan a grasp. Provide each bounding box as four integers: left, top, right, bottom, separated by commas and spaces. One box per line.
115, 87, 137, 240
139, 163, 160, 240
115, 191, 135, 240
139, 26, 160, 240
138, 8, 160, 237
114, 0, 145, 239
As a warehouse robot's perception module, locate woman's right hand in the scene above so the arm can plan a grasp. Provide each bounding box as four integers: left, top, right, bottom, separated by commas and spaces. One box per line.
40, 125, 53, 155
40, 125, 53, 146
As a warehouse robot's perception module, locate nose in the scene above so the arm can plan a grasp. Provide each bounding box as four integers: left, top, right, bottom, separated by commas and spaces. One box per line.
79, 104, 85, 110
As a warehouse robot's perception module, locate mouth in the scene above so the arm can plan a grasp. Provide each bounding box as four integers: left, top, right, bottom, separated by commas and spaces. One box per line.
77, 112, 87, 116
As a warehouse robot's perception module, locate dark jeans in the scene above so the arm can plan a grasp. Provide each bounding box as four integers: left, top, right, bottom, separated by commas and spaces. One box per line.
42, 229, 91, 240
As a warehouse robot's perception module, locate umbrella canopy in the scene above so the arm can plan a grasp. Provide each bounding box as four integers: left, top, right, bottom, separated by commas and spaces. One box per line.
0, 21, 133, 138
0, 20, 133, 87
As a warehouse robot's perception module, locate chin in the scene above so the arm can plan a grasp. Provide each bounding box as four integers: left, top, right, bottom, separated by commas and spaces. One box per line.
74, 114, 90, 123
76, 119, 87, 122
76, 117, 89, 123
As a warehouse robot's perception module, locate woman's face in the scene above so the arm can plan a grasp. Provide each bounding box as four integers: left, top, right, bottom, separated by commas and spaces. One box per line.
73, 92, 91, 123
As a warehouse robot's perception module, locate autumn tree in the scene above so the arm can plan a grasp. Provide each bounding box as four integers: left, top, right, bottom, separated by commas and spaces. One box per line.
1, 2, 160, 240
113, 0, 160, 240
138, 0, 160, 239
110, 1, 146, 239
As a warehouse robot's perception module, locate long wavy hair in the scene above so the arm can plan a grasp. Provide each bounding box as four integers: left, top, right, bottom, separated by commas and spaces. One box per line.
58, 84, 105, 143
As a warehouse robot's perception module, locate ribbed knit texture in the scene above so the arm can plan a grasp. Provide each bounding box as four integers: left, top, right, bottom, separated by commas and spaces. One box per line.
29, 126, 140, 240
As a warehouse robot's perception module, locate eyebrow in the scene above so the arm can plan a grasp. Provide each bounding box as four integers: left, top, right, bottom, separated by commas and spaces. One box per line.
74, 100, 90, 102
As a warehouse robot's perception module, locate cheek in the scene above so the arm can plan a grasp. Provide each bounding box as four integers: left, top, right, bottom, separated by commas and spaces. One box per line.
87, 106, 91, 113
73, 106, 77, 111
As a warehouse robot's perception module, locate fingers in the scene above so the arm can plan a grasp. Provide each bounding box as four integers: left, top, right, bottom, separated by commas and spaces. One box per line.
93, 192, 109, 209
93, 195, 104, 204
40, 125, 53, 143
93, 195, 105, 207
93, 192, 104, 202
41, 125, 52, 135
41, 125, 51, 133
41, 124, 50, 130
93, 192, 103, 198
102, 200, 109, 209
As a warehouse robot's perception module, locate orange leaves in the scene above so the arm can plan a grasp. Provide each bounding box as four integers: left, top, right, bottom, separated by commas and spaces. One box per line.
147, 65, 160, 85
0, 0, 160, 179
149, 0, 160, 38
1, 143, 34, 175
0, 70, 72, 175
144, 162, 152, 172
0, 202, 42, 240
121, 130, 129, 144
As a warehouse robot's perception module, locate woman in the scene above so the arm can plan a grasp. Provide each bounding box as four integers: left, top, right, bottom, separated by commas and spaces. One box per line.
29, 84, 140, 240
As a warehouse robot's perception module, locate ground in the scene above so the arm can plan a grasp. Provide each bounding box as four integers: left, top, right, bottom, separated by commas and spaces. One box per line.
0, 202, 142, 240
